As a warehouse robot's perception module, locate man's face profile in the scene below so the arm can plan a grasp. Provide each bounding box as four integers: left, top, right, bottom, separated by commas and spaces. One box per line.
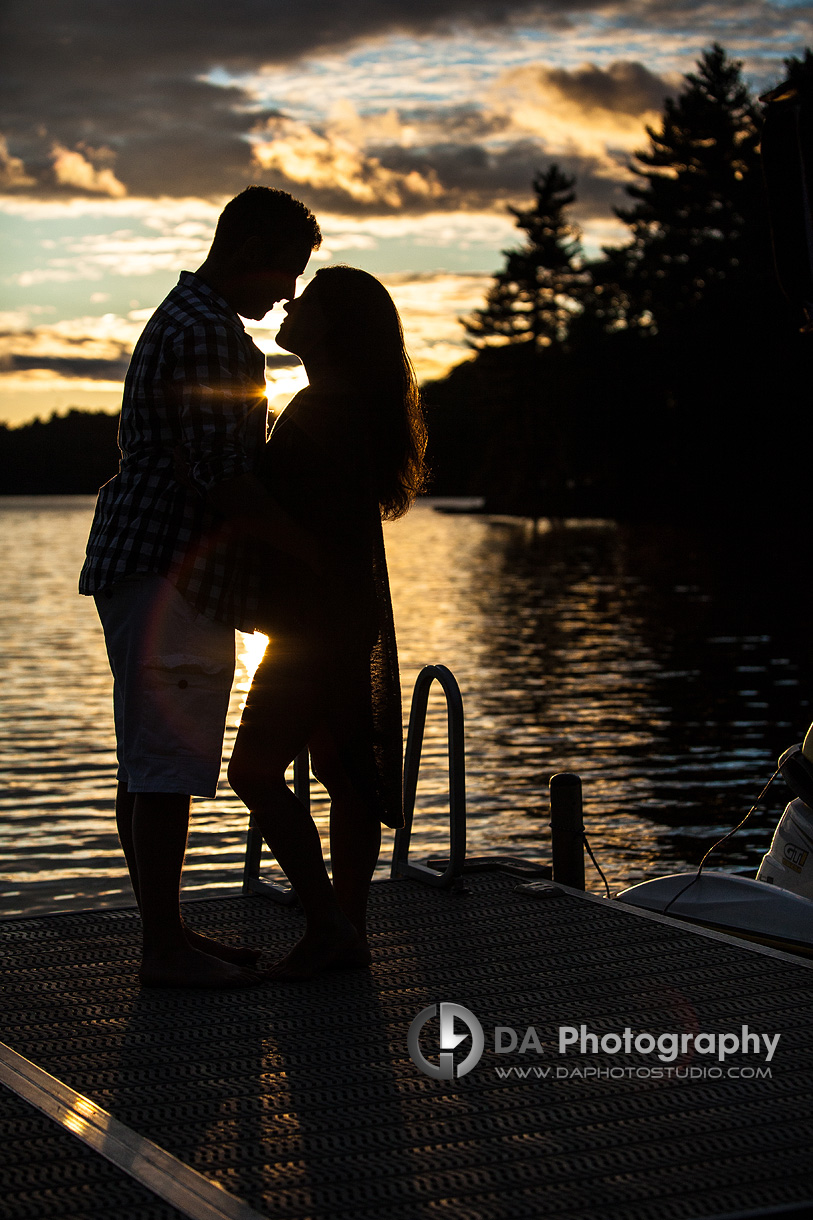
235, 238, 311, 319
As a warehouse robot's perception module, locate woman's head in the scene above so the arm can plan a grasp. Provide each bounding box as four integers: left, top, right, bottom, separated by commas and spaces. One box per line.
279, 265, 428, 519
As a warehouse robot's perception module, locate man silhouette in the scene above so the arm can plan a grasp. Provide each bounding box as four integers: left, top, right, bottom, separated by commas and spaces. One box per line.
80, 186, 322, 987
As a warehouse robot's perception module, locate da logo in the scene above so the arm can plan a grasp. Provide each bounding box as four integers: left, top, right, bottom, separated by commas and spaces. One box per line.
408, 1002, 485, 1079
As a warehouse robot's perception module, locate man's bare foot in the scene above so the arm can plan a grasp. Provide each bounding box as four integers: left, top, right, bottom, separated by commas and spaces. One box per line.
183, 926, 262, 966
265, 919, 370, 981
139, 944, 265, 989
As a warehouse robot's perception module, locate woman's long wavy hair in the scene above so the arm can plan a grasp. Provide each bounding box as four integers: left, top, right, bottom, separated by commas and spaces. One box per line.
311, 265, 428, 520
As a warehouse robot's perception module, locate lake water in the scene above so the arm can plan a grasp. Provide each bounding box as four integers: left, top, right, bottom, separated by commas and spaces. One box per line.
1, 496, 811, 918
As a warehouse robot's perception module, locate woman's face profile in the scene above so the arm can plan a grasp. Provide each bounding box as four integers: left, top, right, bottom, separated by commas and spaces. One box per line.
275, 282, 331, 361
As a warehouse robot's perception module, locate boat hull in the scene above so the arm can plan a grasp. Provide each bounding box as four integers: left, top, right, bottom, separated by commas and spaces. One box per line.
616, 871, 813, 956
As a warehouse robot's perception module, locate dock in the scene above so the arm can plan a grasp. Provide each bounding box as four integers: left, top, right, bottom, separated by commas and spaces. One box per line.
3, 863, 813, 1220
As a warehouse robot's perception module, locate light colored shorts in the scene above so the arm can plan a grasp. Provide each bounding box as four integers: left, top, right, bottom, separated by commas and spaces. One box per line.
95, 573, 235, 797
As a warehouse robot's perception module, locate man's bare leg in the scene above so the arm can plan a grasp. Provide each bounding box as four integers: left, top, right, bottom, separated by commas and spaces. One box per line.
116, 782, 261, 967
128, 791, 259, 987
115, 782, 140, 900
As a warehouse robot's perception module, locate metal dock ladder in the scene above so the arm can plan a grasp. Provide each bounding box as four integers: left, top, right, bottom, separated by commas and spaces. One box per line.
242, 664, 467, 901
390, 663, 466, 886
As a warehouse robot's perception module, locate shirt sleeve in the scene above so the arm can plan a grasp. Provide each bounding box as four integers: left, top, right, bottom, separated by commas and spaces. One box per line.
172, 321, 267, 494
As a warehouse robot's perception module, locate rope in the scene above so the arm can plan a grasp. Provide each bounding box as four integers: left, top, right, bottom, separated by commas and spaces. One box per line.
662, 767, 781, 917
583, 831, 612, 898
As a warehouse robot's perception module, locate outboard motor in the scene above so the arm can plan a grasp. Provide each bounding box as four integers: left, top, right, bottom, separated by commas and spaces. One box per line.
756, 724, 813, 897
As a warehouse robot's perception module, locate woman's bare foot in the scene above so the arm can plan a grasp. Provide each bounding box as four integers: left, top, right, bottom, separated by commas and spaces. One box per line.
139, 944, 265, 989
324, 934, 372, 972
183, 926, 262, 966
265, 918, 370, 981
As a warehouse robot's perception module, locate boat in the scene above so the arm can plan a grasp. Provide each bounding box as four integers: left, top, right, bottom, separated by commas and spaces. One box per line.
617, 723, 813, 956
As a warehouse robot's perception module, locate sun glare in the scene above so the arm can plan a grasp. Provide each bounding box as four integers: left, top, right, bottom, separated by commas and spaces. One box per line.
236, 630, 268, 692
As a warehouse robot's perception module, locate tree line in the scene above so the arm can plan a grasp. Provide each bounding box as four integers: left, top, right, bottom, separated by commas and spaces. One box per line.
0, 410, 120, 494
424, 45, 813, 529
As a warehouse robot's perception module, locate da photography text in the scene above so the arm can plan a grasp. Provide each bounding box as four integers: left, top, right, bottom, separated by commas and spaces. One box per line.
407, 1004, 781, 1082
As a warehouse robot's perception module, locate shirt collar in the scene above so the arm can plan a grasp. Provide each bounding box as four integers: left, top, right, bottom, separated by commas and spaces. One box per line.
178, 270, 245, 328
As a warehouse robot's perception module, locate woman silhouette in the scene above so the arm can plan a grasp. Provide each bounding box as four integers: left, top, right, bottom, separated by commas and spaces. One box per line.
229, 265, 427, 979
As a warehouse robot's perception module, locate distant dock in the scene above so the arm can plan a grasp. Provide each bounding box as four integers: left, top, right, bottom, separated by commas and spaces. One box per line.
3, 865, 813, 1220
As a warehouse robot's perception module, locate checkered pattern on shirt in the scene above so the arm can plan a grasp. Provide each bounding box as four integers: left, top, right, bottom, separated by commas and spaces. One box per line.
79, 272, 268, 630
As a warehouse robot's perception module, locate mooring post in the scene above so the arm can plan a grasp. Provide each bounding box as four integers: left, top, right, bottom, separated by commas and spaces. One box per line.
550, 772, 585, 890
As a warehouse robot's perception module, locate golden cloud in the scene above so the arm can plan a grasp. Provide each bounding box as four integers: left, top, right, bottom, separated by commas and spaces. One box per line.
250, 111, 444, 208
50, 144, 127, 198
0, 135, 35, 189
489, 60, 676, 165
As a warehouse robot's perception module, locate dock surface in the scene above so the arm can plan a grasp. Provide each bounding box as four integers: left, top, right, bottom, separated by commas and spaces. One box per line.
3, 867, 813, 1219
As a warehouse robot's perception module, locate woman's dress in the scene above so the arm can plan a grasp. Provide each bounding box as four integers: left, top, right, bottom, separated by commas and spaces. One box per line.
242, 388, 404, 830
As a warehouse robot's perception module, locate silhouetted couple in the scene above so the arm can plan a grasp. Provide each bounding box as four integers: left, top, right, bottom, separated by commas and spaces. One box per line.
80, 186, 426, 987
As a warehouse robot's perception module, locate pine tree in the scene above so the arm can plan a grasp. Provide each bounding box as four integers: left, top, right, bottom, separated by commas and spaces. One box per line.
605, 44, 765, 335
463, 164, 586, 351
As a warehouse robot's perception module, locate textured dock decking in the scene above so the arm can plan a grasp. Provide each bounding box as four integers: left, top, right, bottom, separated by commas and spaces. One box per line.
3, 867, 813, 1220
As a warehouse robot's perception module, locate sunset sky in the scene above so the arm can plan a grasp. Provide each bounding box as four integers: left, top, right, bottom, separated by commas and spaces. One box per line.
1, 0, 809, 426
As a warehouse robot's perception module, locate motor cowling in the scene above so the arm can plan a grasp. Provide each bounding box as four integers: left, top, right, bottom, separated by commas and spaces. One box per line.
757, 724, 813, 897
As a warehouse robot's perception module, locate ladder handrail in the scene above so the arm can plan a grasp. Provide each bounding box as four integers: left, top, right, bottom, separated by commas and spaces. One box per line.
390, 664, 466, 887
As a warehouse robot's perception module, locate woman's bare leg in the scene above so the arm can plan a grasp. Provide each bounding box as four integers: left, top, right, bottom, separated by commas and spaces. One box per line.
310, 728, 381, 955
229, 726, 362, 979
329, 802, 380, 955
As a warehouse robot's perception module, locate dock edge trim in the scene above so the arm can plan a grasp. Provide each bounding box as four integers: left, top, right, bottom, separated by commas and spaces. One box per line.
0, 1040, 267, 1220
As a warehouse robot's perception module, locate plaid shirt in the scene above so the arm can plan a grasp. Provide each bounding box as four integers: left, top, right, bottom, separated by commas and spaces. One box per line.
79, 271, 267, 630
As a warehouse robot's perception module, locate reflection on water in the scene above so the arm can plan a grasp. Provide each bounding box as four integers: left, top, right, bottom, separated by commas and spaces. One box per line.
1, 497, 810, 917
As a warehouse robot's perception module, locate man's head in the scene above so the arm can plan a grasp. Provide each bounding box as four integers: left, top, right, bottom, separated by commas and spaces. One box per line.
199, 186, 322, 319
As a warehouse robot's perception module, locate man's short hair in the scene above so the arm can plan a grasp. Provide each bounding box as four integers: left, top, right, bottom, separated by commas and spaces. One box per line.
212, 186, 321, 261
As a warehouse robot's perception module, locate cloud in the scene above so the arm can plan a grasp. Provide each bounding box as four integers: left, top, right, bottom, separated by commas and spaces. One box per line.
0, 0, 570, 201
0, 352, 131, 380
0, 329, 131, 380
236, 74, 652, 220
0, 313, 147, 385
0, 135, 35, 189
2, 0, 806, 207
8, 225, 214, 287
50, 144, 127, 197
250, 113, 444, 208
1, 76, 274, 200
484, 59, 680, 171
370, 140, 624, 211
258, 59, 681, 219
499, 59, 677, 117
265, 353, 301, 370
